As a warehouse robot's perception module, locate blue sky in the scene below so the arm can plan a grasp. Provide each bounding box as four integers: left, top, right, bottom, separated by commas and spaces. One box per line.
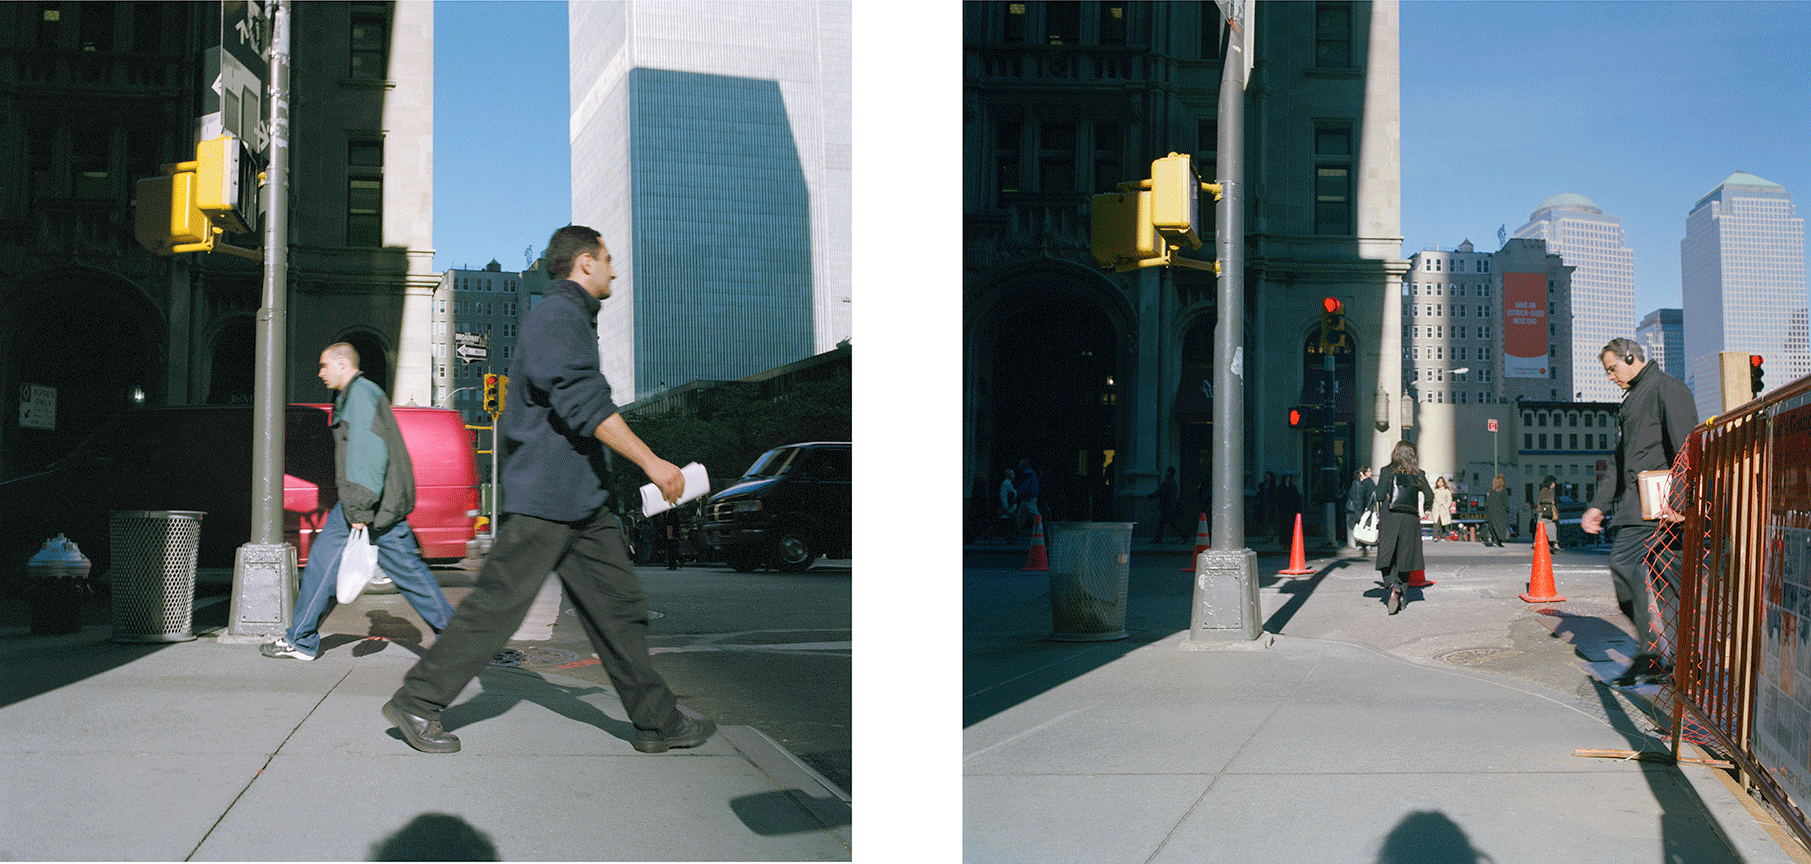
1400, 0, 1811, 316
432, 0, 569, 273
436, 1, 1811, 319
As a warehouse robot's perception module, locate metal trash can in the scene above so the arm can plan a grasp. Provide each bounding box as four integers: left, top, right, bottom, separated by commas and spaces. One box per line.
1047, 522, 1134, 641
108, 510, 205, 643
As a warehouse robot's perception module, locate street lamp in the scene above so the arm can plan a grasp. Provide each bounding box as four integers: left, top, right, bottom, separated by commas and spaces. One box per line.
1374, 386, 1390, 432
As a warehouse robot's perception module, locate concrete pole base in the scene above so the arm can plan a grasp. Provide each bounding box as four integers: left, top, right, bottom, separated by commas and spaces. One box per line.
1187, 547, 1265, 643
221, 542, 296, 642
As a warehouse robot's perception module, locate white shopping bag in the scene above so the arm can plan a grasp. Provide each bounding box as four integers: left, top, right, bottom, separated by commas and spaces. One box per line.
336, 526, 380, 603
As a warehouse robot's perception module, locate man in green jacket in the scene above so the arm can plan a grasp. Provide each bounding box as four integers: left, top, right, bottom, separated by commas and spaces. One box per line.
262, 343, 456, 661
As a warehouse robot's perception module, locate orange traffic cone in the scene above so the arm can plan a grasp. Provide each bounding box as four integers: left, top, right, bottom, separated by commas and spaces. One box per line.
1519, 521, 1566, 603
1020, 515, 1049, 572
1407, 569, 1436, 587
1181, 513, 1210, 572
1278, 513, 1315, 575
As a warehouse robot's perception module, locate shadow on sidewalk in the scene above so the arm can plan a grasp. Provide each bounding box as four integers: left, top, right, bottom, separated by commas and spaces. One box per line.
964, 552, 1193, 728
1586, 677, 1745, 863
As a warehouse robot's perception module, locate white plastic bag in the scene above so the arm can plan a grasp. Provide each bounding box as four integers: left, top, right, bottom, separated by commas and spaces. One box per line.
336, 526, 380, 603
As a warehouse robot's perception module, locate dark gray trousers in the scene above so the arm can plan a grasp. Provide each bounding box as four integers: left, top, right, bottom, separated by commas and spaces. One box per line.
1609, 522, 1679, 661
394, 511, 681, 735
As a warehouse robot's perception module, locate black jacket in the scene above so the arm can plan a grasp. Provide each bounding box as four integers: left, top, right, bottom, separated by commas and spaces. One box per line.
1589, 362, 1697, 528
499, 280, 621, 522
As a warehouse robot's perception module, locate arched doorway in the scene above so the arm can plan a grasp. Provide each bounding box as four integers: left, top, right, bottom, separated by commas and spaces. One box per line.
1297, 322, 1358, 539
989, 300, 1118, 522
1, 269, 161, 478
1176, 317, 1217, 521
334, 330, 391, 395
208, 317, 256, 405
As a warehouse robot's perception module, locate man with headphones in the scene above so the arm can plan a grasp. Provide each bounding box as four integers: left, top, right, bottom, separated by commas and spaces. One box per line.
1583, 337, 1696, 687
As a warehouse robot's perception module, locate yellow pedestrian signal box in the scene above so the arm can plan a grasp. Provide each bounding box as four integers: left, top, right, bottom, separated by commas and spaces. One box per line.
135, 170, 215, 254
483, 373, 507, 416
1089, 190, 1161, 271
196, 134, 256, 236
1151, 152, 1202, 248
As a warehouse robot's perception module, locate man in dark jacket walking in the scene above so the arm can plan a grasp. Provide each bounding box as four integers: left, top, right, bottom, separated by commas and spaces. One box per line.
1345, 466, 1375, 549
1584, 338, 1697, 687
381, 225, 712, 755
262, 343, 456, 661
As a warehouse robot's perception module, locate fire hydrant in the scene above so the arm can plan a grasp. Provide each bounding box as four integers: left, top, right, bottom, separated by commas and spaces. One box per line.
26, 534, 92, 636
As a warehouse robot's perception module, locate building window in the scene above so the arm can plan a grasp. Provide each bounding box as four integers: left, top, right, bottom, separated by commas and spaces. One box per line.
1039, 123, 1076, 192
1003, 2, 1028, 43
1099, 2, 1127, 45
1044, 1, 1079, 44
349, 5, 388, 80
1314, 2, 1352, 68
346, 136, 383, 247
1094, 123, 1124, 192
1313, 123, 1353, 235
995, 120, 1021, 204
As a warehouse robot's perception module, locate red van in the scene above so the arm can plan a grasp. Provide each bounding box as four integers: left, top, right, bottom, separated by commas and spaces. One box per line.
0, 404, 479, 577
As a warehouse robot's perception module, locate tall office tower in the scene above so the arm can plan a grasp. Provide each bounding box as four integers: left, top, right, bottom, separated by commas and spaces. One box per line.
1513, 194, 1635, 401
1636, 308, 1685, 380
1681, 172, 1809, 418
568, 1, 852, 401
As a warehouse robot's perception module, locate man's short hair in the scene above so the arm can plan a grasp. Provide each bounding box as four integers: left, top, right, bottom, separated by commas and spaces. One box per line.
1601, 338, 1644, 364
324, 342, 360, 369
545, 225, 603, 280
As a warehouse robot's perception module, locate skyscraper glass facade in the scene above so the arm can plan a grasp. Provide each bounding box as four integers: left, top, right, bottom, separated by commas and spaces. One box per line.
569, 1, 852, 401
1513, 194, 1634, 402
1681, 172, 1808, 418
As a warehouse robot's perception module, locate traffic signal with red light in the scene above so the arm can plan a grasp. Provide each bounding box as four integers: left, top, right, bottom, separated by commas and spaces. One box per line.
1752, 355, 1765, 396
1317, 297, 1348, 354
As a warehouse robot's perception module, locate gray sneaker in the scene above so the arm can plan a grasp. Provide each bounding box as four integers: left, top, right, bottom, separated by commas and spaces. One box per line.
633, 713, 717, 753
260, 637, 316, 661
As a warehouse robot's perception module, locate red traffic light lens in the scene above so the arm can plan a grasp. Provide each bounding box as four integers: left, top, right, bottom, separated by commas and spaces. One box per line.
1321, 297, 1343, 315
1752, 355, 1764, 367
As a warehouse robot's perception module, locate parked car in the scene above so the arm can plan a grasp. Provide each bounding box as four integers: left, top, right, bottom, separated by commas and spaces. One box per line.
1, 404, 479, 580
697, 442, 851, 572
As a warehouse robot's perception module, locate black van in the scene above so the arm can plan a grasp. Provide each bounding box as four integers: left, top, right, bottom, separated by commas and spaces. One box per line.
697, 442, 851, 572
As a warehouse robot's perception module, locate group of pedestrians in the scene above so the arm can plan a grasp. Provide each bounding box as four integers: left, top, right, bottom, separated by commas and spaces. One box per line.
976, 459, 1042, 544
260, 224, 717, 756
1333, 337, 1692, 689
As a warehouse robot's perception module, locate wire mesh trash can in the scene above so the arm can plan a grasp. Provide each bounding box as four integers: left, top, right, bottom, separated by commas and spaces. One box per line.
109, 510, 205, 643
1047, 522, 1134, 641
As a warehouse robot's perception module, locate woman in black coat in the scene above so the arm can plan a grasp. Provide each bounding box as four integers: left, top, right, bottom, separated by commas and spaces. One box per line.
1484, 473, 1511, 547
1375, 440, 1434, 615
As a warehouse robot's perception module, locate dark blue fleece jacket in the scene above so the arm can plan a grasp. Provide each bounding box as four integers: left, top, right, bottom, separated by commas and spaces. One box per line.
499, 280, 620, 522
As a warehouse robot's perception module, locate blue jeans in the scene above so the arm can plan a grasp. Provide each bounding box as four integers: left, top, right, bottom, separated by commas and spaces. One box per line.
286, 503, 456, 656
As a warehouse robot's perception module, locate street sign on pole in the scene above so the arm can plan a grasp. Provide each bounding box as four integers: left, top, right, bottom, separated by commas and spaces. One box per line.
455, 332, 489, 363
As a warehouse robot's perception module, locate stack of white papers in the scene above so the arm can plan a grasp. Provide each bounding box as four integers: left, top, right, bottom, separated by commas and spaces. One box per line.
640, 462, 710, 516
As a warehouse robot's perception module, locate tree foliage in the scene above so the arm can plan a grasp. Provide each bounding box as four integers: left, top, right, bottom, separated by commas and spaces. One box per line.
609, 367, 851, 509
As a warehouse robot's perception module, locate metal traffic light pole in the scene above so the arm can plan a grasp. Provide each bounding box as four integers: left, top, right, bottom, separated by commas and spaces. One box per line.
1188, 2, 1261, 643
226, 0, 294, 641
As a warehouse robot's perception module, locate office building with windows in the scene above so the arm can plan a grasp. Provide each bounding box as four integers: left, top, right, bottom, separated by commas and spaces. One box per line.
1400, 238, 1574, 488
0, 1, 435, 477
964, 1, 1405, 535
567, 1, 852, 402
1681, 172, 1808, 418
1637, 308, 1685, 380
1513, 193, 1635, 402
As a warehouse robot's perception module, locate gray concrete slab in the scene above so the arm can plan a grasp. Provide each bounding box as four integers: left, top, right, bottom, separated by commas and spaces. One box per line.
0, 627, 851, 861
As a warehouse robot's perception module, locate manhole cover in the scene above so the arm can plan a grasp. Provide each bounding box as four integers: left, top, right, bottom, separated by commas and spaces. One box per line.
1434, 647, 1523, 666
489, 647, 583, 667
1535, 602, 1622, 618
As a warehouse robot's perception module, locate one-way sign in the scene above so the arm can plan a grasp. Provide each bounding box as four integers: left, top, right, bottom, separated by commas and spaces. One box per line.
455, 332, 488, 363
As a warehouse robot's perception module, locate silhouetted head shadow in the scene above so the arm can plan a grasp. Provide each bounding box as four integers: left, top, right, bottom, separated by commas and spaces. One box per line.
1375, 810, 1494, 864
369, 812, 499, 860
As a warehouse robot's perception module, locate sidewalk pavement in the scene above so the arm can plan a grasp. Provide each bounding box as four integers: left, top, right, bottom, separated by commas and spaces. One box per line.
0, 572, 850, 861
964, 537, 1811, 864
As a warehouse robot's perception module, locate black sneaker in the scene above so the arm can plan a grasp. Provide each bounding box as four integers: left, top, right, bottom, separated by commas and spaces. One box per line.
633, 713, 717, 753
1613, 654, 1671, 688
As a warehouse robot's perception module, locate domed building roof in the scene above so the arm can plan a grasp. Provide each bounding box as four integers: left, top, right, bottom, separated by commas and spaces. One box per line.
1530, 193, 1601, 219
